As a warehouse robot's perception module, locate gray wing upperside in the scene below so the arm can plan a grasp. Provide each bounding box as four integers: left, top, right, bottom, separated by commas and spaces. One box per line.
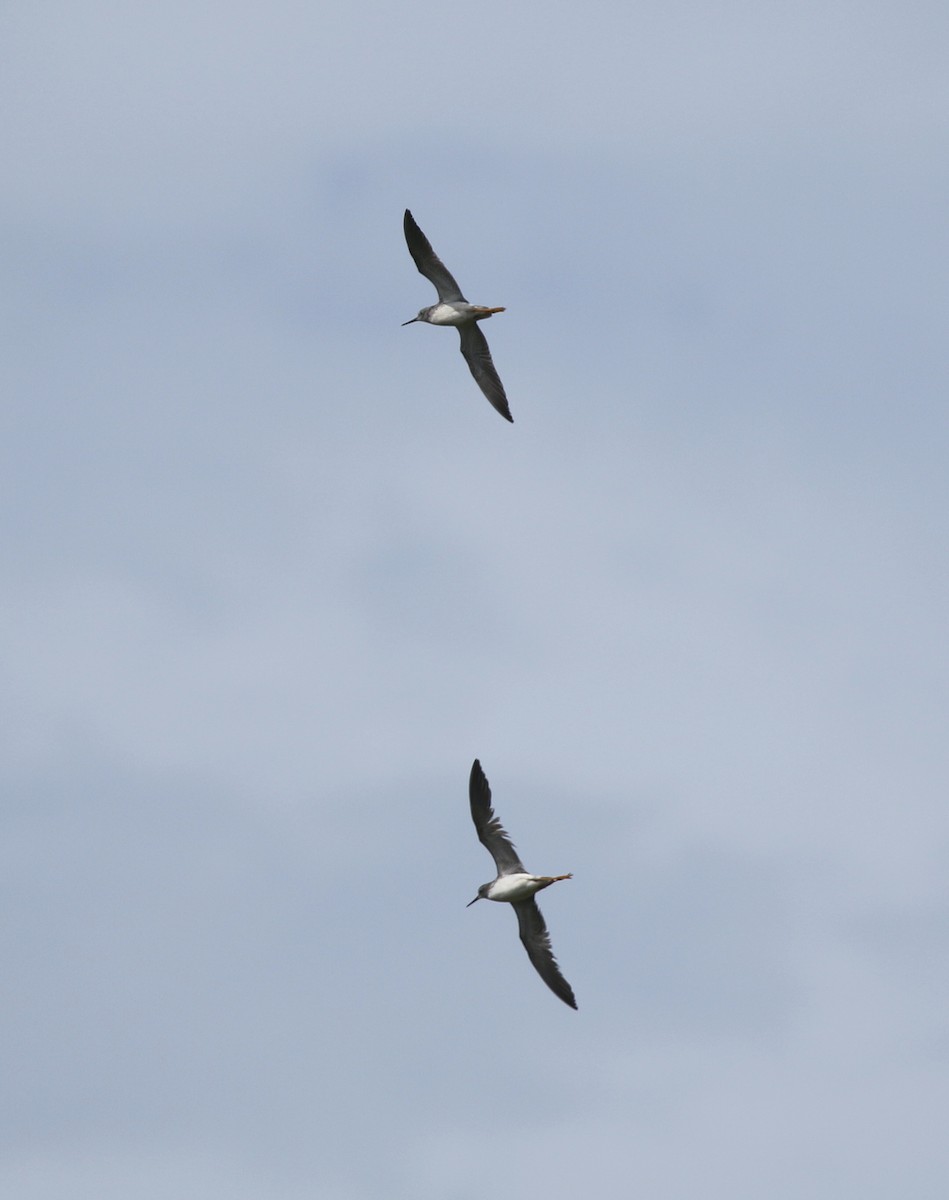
404, 210, 466, 304
468, 759, 526, 876
458, 323, 513, 423
513, 898, 578, 1010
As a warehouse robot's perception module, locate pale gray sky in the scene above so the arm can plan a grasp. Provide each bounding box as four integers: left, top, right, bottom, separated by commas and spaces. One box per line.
3, 3, 949, 1197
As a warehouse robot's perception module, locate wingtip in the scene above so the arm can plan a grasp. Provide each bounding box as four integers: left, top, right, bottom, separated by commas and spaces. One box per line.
469, 759, 492, 807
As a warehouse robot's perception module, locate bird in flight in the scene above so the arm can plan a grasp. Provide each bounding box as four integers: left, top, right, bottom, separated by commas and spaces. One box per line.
467, 759, 577, 1009
402, 209, 513, 423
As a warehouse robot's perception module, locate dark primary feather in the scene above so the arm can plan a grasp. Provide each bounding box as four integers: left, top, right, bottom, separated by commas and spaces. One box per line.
403, 210, 466, 303
513, 899, 578, 1010
468, 759, 526, 876
458, 324, 514, 423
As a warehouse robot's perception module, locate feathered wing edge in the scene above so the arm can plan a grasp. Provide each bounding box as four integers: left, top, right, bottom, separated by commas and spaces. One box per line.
403, 210, 466, 303
458, 324, 513, 422
513, 898, 578, 1010
468, 759, 525, 875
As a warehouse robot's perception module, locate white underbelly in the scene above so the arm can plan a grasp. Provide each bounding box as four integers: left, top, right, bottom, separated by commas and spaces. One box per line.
428, 303, 468, 325
488, 873, 540, 902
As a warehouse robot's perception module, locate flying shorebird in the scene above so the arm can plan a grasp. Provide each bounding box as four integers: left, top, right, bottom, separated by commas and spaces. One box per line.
402, 209, 513, 423
467, 759, 577, 1009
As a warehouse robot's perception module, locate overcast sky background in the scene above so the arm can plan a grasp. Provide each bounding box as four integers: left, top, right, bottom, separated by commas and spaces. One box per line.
3, 2, 949, 1197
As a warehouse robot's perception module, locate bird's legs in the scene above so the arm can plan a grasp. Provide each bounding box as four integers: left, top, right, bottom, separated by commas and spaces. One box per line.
534, 873, 573, 891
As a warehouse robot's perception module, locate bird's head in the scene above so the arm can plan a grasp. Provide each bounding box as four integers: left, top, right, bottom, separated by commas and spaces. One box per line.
402, 306, 432, 326
466, 882, 491, 907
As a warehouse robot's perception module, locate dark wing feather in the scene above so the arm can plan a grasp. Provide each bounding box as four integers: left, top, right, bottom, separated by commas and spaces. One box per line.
468, 759, 526, 876
513, 899, 578, 1010
403, 210, 466, 303
458, 323, 513, 423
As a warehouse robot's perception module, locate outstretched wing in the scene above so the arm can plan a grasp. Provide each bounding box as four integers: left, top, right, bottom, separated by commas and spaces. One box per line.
468, 759, 526, 876
458, 323, 513, 423
403, 210, 466, 303
513, 898, 578, 1010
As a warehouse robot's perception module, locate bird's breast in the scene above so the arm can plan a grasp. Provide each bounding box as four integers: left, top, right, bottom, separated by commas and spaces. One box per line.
427, 303, 470, 326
